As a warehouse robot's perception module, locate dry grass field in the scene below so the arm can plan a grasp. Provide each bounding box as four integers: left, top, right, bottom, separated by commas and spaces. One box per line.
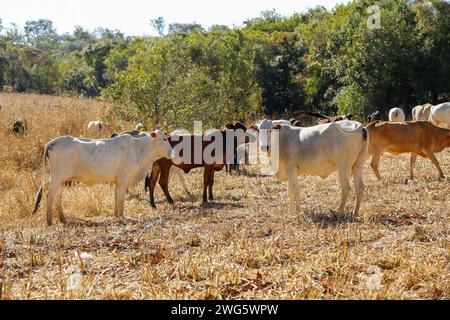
0, 93, 448, 300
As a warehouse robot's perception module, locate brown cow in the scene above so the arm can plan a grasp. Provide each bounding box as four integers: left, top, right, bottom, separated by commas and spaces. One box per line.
366, 121, 450, 180
147, 122, 251, 207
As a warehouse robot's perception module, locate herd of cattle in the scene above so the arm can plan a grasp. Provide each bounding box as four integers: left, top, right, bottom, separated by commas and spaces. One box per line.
27, 102, 450, 226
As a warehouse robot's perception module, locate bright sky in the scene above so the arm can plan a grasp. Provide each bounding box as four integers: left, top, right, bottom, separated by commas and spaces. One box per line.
0, 0, 347, 36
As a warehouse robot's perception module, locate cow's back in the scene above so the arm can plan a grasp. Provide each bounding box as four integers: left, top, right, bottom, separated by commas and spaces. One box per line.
47, 135, 139, 184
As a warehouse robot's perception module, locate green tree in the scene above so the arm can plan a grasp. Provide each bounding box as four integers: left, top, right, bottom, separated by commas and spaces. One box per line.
151, 17, 166, 37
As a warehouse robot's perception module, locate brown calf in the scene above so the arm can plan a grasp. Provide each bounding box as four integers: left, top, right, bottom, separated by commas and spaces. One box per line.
147, 122, 251, 207
366, 121, 450, 180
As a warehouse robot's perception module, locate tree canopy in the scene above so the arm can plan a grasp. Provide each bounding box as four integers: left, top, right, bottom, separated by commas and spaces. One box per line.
0, 0, 449, 127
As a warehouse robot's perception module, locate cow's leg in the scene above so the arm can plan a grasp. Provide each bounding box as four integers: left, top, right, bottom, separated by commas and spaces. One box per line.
287, 170, 300, 213
54, 185, 66, 224
287, 178, 296, 212
159, 167, 174, 205
352, 168, 365, 216
424, 151, 445, 179
410, 153, 417, 180
203, 167, 213, 203
116, 184, 127, 219
149, 166, 161, 208
46, 182, 58, 226
208, 170, 215, 201
113, 185, 119, 218
370, 153, 383, 180
337, 168, 352, 213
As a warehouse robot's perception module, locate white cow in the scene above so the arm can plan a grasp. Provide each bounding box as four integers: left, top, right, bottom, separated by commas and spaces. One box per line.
117, 129, 190, 196
87, 120, 104, 137
389, 108, 406, 122
412, 104, 432, 121
430, 103, 450, 129
257, 120, 369, 215
32, 131, 172, 226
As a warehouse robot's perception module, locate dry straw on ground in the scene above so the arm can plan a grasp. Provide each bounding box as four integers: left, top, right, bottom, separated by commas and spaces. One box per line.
0, 93, 448, 300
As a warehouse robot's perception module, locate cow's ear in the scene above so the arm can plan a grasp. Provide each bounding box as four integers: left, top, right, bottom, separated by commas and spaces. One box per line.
150, 131, 158, 139
249, 125, 258, 131
225, 124, 235, 130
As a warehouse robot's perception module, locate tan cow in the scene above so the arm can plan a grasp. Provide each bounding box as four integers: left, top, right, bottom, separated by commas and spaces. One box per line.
366, 121, 450, 180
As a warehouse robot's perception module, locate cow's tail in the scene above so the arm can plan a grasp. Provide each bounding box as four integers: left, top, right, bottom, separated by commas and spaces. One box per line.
144, 174, 151, 193
352, 128, 370, 174
32, 143, 50, 214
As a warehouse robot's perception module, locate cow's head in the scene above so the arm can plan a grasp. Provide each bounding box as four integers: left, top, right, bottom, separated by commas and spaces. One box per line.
150, 130, 172, 159
256, 120, 283, 154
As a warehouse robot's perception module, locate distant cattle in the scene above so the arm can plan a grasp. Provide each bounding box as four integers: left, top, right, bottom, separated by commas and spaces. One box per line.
11, 119, 27, 136
135, 123, 146, 131
256, 119, 291, 127
111, 130, 146, 139
412, 104, 432, 121
367, 111, 381, 123
147, 122, 252, 207
318, 114, 353, 124
257, 118, 368, 215
87, 120, 104, 137
289, 118, 303, 127
388, 108, 405, 122
430, 103, 450, 129
32, 131, 172, 226
366, 121, 450, 180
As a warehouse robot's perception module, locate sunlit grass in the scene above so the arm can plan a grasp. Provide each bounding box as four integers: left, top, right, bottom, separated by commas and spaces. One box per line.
0, 93, 448, 300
